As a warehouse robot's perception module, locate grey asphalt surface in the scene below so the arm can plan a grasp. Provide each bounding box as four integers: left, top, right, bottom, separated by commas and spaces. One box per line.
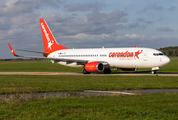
1, 89, 178, 103
0, 72, 178, 76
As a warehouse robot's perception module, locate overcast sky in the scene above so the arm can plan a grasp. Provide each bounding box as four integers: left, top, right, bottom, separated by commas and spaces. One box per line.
1, 0, 178, 58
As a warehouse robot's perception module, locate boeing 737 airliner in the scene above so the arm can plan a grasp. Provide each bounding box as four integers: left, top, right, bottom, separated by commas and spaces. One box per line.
8, 19, 170, 74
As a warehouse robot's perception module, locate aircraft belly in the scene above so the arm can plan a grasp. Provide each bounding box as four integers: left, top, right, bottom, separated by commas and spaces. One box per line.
57, 61, 83, 67
109, 59, 136, 68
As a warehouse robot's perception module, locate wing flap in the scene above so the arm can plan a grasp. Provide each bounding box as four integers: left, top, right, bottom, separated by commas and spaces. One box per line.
15, 49, 49, 54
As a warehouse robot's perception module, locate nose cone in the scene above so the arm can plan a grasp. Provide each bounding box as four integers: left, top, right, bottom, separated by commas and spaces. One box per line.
162, 56, 171, 66
165, 57, 170, 64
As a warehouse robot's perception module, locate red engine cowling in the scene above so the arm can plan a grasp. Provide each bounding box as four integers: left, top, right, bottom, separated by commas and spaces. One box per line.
85, 62, 104, 72
119, 68, 138, 71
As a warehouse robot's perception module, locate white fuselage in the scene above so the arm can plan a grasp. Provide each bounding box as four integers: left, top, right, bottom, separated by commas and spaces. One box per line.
48, 47, 170, 69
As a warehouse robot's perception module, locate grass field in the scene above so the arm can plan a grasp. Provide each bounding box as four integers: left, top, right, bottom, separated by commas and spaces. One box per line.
0, 60, 82, 72
0, 59, 178, 119
0, 75, 178, 94
1, 94, 178, 120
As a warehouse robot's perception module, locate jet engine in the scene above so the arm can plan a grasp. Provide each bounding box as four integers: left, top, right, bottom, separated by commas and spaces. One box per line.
84, 62, 104, 72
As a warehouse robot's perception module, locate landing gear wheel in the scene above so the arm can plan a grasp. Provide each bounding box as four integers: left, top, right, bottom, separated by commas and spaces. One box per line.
104, 68, 111, 74
83, 69, 90, 74
151, 70, 156, 74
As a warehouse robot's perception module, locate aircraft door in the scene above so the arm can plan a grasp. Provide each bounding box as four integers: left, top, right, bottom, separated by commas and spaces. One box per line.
143, 51, 148, 61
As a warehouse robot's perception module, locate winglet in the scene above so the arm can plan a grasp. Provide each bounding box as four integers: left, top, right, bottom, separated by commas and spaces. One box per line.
8, 43, 20, 57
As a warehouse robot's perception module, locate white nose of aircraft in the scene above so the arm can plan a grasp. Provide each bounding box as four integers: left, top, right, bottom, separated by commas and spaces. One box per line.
162, 56, 171, 66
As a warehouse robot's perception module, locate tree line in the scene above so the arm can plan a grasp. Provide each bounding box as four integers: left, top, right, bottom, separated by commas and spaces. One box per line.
159, 46, 178, 56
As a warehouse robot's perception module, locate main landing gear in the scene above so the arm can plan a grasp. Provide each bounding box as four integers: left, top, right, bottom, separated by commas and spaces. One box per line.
104, 68, 111, 74
83, 69, 90, 74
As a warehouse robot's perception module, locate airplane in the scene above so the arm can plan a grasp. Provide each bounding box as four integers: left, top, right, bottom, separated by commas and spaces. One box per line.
8, 19, 170, 74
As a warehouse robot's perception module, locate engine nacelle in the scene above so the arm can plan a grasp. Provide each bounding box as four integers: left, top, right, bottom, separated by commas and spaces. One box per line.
119, 68, 138, 71
85, 62, 104, 72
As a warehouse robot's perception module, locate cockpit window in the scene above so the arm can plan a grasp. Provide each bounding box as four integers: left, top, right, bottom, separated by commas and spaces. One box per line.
159, 53, 164, 55
153, 53, 165, 56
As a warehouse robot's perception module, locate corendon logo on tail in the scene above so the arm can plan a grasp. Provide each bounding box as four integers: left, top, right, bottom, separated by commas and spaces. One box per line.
41, 22, 54, 50
109, 50, 143, 60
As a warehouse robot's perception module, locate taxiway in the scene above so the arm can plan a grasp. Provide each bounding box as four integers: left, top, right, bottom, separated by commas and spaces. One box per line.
0, 72, 178, 76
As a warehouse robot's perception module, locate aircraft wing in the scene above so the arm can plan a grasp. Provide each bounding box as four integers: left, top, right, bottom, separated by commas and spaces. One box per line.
8, 43, 107, 65
15, 49, 49, 54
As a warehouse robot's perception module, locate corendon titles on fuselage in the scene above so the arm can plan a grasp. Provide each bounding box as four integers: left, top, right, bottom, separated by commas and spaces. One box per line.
109, 50, 143, 60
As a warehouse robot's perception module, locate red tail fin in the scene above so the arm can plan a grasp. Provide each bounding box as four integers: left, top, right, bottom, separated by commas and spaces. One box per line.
40, 19, 68, 53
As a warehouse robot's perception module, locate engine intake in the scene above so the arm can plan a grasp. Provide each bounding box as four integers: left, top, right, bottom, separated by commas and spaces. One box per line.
85, 62, 104, 72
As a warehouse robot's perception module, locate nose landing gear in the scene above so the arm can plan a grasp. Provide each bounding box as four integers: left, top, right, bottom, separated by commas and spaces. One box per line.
151, 67, 160, 74
151, 70, 156, 74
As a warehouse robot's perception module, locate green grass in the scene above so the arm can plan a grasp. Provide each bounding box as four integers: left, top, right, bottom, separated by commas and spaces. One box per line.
1, 94, 178, 120
159, 58, 178, 73
0, 75, 178, 94
0, 60, 83, 72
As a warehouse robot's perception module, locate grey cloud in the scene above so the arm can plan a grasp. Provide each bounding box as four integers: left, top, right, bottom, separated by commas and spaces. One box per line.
39, 0, 63, 8
158, 17, 164, 21
57, 34, 178, 49
124, 5, 136, 12
87, 10, 128, 24
122, 18, 154, 29
10, 12, 40, 25
117, 23, 146, 29
138, 4, 164, 13
0, 0, 41, 36
168, 6, 177, 11
40, 13, 72, 23
64, 2, 104, 12
40, 10, 128, 36
136, 18, 153, 24
128, 23, 145, 29
116, 22, 149, 30
0, 0, 39, 15
0, 17, 11, 30
0, 0, 62, 16
157, 27, 174, 32
40, 10, 154, 37
152, 5, 164, 11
